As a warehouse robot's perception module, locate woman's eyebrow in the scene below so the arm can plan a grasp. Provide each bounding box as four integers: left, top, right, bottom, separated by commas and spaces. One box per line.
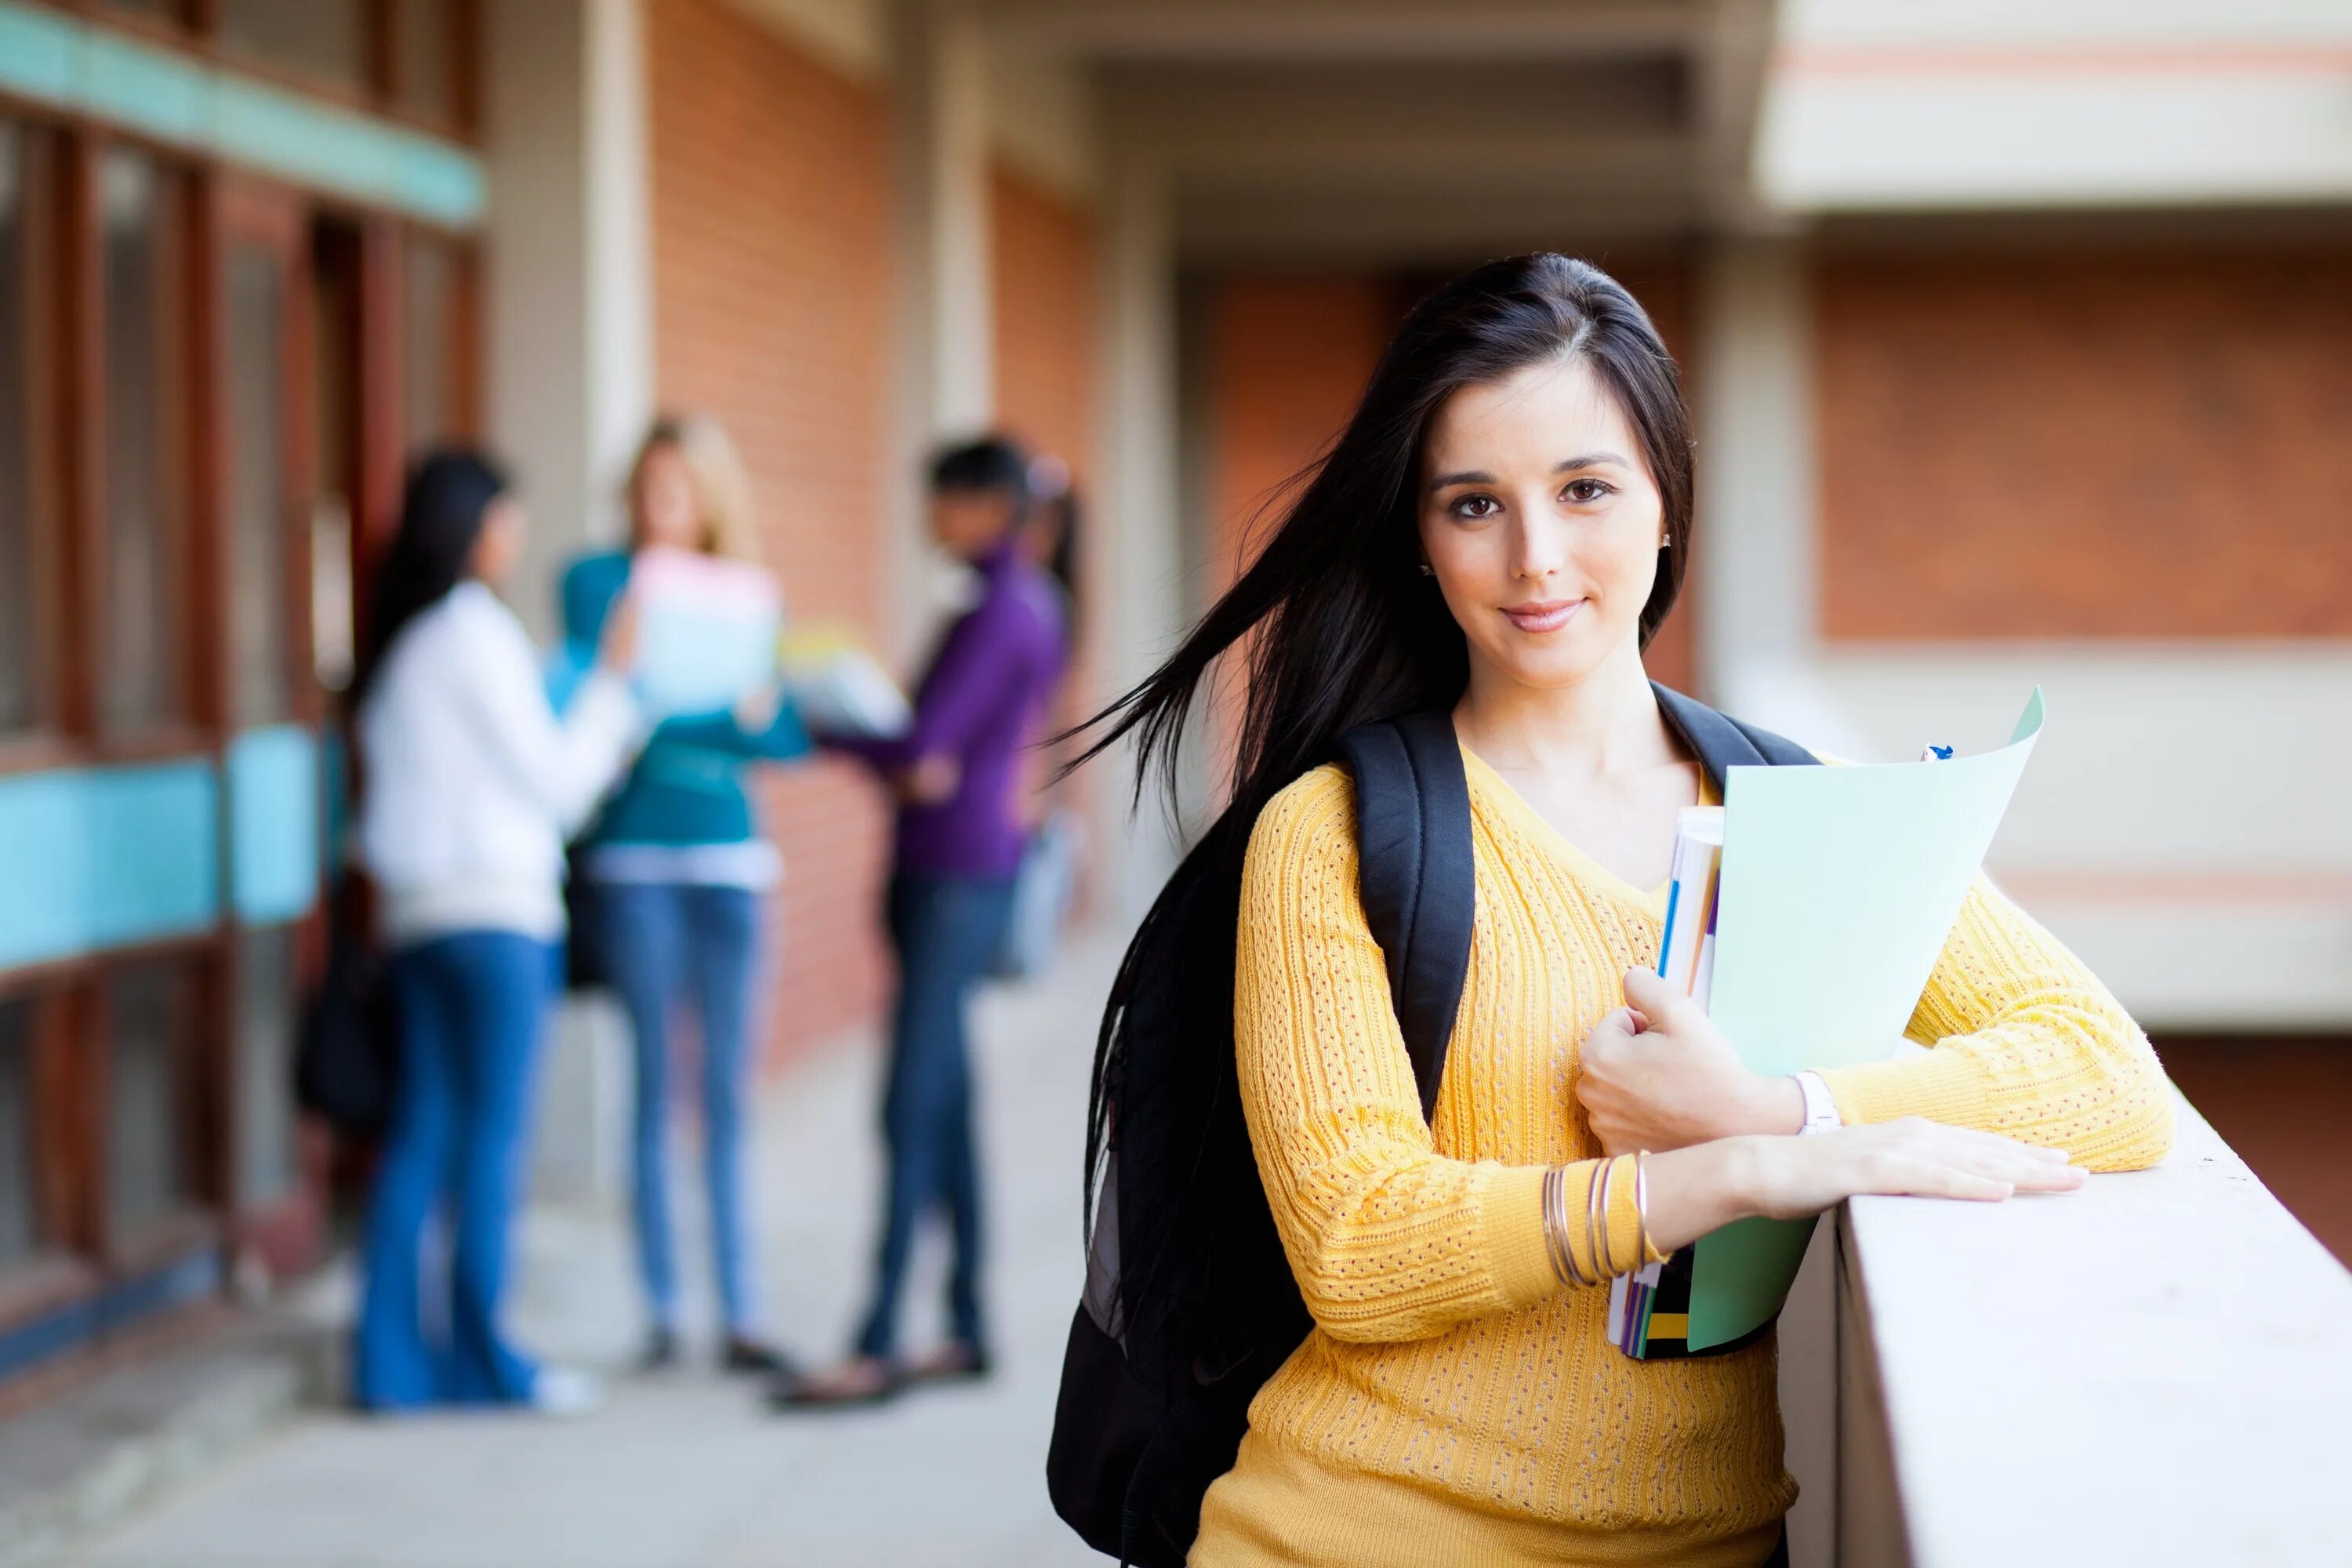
1555, 452, 1629, 473
1426, 468, 1494, 492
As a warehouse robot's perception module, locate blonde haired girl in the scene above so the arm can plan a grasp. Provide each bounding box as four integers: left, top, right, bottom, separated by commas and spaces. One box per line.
561, 413, 813, 1378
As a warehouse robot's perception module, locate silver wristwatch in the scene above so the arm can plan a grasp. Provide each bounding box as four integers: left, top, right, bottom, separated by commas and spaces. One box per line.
1790, 1070, 1842, 1136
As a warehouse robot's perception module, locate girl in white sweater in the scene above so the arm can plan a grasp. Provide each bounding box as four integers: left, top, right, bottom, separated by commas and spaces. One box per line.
350, 450, 640, 1413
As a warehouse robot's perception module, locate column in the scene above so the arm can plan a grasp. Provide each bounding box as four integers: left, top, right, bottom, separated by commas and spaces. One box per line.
1696, 234, 1838, 1568
1694, 235, 1867, 759
1091, 151, 1186, 920
483, 0, 654, 1203
483, 0, 654, 628
887, 0, 994, 659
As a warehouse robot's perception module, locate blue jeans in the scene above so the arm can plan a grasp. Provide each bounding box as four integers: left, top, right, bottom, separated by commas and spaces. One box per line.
857, 873, 1015, 1362
354, 931, 554, 1409
594, 880, 764, 1337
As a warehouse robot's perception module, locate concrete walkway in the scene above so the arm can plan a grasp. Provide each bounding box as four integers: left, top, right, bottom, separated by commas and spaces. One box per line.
67, 933, 1124, 1568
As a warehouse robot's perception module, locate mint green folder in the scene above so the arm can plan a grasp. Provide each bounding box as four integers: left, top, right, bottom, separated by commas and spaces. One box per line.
1683, 690, 2045, 1350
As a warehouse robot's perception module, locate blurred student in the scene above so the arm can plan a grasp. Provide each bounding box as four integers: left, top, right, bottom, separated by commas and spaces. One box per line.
1019, 454, 1080, 615
776, 437, 1070, 1408
562, 416, 812, 1377
992, 460, 1086, 978
350, 450, 641, 1414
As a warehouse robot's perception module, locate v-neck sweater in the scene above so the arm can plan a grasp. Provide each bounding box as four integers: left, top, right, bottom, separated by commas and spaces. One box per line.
1191, 751, 2173, 1567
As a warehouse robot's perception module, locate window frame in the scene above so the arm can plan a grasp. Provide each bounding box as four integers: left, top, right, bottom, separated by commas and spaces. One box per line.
0, 74, 481, 1359
89, 936, 222, 1270
82, 129, 210, 757
65, 0, 482, 147
215, 175, 320, 731
0, 979, 93, 1329
0, 116, 71, 769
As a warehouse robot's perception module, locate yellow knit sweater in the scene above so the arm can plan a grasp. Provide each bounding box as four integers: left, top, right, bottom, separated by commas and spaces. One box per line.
1191, 748, 2175, 1568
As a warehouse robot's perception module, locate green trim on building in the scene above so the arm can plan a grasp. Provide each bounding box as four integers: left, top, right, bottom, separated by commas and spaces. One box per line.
0, 0, 484, 227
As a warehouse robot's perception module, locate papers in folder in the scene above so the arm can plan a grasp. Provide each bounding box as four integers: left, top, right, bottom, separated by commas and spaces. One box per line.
779, 627, 913, 741
630, 546, 783, 719
1609, 689, 2046, 1357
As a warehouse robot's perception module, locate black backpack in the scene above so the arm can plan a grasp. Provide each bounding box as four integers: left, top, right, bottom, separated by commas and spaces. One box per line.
1047, 686, 1816, 1566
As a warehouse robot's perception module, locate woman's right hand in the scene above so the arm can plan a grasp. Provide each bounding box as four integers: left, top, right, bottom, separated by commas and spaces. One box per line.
1744, 1118, 2083, 1219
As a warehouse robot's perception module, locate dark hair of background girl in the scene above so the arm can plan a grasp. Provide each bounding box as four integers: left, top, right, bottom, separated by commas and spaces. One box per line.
1065, 253, 1694, 1348
350, 448, 510, 709
1042, 487, 1080, 622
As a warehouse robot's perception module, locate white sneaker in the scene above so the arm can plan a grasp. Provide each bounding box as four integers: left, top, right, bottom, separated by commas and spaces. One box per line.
529, 1365, 607, 1417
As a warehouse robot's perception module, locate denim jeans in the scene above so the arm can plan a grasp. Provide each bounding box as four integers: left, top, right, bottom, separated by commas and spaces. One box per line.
594, 880, 764, 1337
354, 930, 555, 1409
856, 873, 1016, 1362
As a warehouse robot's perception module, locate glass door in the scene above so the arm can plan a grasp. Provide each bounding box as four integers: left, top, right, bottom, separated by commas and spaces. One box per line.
212, 180, 322, 1275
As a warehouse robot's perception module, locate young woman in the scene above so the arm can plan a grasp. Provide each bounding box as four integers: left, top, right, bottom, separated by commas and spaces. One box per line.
778, 437, 1071, 1408
561, 416, 813, 1376
1074, 255, 2175, 1566
351, 450, 641, 1414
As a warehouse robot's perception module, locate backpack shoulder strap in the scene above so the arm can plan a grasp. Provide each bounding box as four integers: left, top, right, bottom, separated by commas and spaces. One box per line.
1337, 711, 1476, 1124
1650, 681, 1819, 787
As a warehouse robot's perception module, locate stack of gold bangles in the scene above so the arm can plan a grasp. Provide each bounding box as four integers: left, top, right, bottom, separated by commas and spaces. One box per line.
1543, 1152, 1650, 1288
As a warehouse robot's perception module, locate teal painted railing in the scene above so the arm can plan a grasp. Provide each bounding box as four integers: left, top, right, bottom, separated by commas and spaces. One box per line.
226, 724, 323, 926
0, 726, 322, 971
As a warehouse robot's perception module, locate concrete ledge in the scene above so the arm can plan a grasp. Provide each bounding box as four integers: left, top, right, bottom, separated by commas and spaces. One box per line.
0, 1314, 334, 1568
1836, 1094, 2352, 1568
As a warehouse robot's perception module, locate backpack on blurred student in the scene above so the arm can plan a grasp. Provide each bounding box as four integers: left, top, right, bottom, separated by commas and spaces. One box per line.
293, 880, 400, 1138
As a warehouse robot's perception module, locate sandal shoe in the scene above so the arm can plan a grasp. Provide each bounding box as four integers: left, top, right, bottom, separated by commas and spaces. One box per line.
722, 1337, 800, 1378
767, 1356, 903, 1411
904, 1341, 993, 1386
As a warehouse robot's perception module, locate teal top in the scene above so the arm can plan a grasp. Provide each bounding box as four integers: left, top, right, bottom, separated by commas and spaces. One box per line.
557, 550, 813, 848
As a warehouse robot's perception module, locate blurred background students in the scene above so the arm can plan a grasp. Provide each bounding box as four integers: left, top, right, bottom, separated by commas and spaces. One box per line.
561, 416, 813, 1377
350, 450, 642, 1415
777, 437, 1071, 1409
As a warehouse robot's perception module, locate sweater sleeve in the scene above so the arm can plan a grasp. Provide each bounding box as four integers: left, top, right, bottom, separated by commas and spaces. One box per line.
1817, 875, 2175, 1172
1234, 769, 1647, 1345
456, 604, 644, 838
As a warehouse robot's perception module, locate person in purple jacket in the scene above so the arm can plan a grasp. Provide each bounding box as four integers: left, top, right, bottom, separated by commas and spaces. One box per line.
776, 437, 1069, 1410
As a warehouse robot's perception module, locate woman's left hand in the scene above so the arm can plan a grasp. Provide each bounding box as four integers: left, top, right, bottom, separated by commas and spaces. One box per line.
1575, 967, 1803, 1155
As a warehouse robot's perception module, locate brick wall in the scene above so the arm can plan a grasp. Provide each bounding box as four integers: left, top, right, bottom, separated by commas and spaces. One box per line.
991, 164, 1097, 499
1200, 276, 1392, 776
1818, 249, 2352, 640
646, 0, 895, 1065
1204, 277, 1393, 594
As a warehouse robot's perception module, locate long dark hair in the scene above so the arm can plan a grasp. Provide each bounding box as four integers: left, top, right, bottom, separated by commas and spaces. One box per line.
1069, 255, 1693, 1352
350, 448, 510, 709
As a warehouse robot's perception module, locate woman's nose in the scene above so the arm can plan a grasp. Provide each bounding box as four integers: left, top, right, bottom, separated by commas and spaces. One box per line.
1511, 512, 1567, 582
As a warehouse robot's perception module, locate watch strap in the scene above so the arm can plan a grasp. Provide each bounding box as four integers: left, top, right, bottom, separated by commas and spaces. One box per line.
1791, 1069, 1842, 1136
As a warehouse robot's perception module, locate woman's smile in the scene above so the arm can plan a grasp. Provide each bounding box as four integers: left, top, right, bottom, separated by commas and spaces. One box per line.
1503, 597, 1585, 634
